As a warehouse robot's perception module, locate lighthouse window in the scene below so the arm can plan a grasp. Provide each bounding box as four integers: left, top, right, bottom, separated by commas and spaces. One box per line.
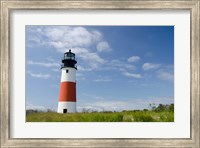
66, 69, 69, 73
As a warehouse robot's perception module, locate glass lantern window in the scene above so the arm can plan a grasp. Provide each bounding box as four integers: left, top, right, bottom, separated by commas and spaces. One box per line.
63, 52, 75, 60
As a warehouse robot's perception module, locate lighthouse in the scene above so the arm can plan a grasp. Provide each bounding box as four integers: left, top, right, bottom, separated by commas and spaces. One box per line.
57, 50, 77, 113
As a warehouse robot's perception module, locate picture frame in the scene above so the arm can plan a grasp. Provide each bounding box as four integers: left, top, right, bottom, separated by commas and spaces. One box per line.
0, 0, 199, 147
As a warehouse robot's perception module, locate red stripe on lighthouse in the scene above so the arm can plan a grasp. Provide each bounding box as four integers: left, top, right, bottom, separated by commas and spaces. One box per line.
59, 82, 76, 102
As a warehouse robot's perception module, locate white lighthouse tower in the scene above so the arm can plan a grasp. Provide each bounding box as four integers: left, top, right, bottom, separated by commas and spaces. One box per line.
57, 50, 77, 113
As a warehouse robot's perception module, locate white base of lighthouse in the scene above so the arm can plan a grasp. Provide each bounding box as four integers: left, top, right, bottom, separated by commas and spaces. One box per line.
57, 102, 76, 113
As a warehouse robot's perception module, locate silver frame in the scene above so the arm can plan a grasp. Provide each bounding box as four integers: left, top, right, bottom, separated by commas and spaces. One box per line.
1, 1, 199, 147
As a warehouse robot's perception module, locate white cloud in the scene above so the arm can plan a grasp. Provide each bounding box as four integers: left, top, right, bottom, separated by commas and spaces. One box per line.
142, 63, 161, 70
123, 71, 142, 78
27, 71, 50, 79
45, 26, 102, 48
65, 47, 107, 70
46, 57, 57, 62
96, 41, 111, 52
77, 95, 173, 112
51, 68, 59, 72
27, 60, 59, 68
93, 78, 112, 82
157, 71, 174, 81
26, 37, 42, 47
28, 26, 102, 51
27, 26, 112, 71
77, 65, 92, 72
26, 102, 47, 111
145, 52, 152, 57
107, 59, 135, 71
75, 48, 107, 69
127, 56, 140, 63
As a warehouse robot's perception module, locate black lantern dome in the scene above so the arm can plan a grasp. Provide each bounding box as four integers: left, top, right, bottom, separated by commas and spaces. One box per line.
61, 49, 77, 69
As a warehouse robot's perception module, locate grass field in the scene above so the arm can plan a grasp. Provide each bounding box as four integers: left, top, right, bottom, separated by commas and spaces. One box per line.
26, 110, 174, 122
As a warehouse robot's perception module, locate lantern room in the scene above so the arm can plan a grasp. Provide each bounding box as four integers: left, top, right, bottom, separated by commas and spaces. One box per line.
61, 49, 77, 69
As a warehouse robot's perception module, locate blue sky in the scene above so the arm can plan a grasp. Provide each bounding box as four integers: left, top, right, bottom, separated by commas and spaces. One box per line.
26, 26, 174, 112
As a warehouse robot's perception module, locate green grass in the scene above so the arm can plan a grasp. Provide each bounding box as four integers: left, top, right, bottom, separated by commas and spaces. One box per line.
26, 110, 174, 122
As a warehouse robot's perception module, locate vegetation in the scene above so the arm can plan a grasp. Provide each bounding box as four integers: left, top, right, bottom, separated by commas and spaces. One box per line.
26, 104, 174, 122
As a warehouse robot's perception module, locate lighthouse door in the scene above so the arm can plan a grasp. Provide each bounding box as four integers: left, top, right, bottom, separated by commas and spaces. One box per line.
63, 109, 67, 113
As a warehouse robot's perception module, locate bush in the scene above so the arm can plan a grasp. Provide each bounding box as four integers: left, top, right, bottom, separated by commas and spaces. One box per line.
151, 103, 174, 112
